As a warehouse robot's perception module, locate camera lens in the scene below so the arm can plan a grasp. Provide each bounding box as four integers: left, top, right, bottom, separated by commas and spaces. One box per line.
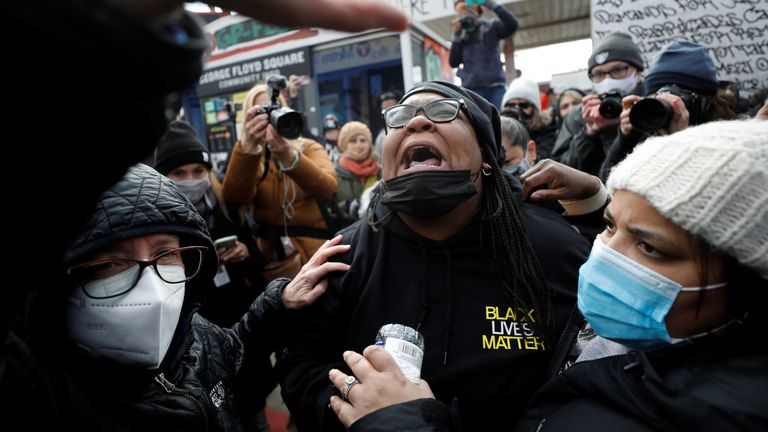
630, 98, 673, 134
598, 97, 622, 119
270, 109, 304, 139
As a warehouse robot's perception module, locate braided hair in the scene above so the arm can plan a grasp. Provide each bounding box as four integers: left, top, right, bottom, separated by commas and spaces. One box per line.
478, 139, 552, 334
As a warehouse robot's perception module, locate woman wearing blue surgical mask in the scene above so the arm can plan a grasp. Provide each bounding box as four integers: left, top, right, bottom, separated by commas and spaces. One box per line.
321, 119, 768, 432
23, 164, 349, 430
516, 119, 768, 431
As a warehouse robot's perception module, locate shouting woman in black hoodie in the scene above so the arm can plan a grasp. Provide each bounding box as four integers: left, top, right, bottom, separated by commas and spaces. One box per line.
275, 81, 604, 431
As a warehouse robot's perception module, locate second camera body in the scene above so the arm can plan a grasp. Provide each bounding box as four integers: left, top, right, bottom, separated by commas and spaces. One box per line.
630, 85, 705, 134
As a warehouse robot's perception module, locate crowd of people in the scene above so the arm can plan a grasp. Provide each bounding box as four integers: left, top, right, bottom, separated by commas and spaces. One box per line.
3, 0, 767, 431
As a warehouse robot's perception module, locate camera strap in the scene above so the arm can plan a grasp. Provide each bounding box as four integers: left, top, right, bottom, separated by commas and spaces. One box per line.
260, 147, 271, 182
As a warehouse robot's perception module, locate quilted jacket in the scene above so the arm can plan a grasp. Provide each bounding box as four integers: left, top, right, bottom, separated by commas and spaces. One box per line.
26, 164, 291, 431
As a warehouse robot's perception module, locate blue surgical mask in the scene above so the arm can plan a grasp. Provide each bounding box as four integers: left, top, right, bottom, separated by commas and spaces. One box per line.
577, 236, 726, 350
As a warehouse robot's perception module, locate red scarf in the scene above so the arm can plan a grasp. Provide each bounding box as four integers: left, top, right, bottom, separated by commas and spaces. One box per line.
339, 156, 379, 182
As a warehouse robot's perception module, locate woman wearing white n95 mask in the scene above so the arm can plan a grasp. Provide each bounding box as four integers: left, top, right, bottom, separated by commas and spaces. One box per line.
65, 235, 199, 369
25, 164, 350, 431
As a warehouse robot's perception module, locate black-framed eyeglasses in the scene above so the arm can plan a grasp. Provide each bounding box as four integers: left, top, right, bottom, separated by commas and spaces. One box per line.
588, 65, 633, 82
382, 98, 466, 129
504, 101, 532, 111
66, 246, 208, 299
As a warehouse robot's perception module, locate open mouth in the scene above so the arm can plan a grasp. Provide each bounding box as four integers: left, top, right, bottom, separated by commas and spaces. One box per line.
402, 145, 445, 171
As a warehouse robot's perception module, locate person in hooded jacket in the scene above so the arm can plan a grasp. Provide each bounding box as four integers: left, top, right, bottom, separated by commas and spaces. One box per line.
23, 164, 349, 430
276, 81, 601, 431
326, 120, 768, 432
2, 0, 408, 426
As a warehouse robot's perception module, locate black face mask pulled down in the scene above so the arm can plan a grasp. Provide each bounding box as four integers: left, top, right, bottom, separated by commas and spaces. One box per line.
380, 170, 478, 219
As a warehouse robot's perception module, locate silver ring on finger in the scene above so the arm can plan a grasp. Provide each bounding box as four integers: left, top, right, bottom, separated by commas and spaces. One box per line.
341, 375, 359, 401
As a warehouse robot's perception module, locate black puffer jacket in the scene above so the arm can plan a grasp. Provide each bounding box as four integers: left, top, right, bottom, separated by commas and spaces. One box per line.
26, 164, 289, 431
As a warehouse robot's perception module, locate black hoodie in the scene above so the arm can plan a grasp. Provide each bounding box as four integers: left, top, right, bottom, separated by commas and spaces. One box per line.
277, 194, 590, 431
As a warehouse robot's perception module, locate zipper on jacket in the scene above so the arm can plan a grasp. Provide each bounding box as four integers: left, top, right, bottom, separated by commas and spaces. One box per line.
546, 306, 581, 377
155, 373, 210, 429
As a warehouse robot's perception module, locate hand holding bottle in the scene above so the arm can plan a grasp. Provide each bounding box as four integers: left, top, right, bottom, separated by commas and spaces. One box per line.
328, 346, 435, 428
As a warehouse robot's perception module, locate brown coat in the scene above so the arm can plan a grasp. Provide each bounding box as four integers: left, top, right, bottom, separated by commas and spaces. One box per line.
222, 138, 337, 264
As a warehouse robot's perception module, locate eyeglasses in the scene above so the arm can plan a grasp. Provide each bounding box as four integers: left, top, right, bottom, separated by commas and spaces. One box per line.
67, 246, 208, 299
382, 98, 466, 129
504, 101, 532, 111
588, 65, 633, 82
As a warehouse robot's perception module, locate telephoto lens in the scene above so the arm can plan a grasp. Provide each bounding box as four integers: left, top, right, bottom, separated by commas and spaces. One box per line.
269, 109, 303, 139
262, 75, 304, 139
629, 97, 673, 134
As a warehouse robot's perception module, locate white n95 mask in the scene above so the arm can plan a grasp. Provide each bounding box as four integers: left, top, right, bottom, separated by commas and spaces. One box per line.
66, 266, 186, 369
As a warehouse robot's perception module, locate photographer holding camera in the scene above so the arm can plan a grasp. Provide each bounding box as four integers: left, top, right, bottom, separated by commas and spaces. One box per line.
222, 77, 338, 282
449, 0, 518, 109
551, 32, 646, 177
602, 41, 738, 178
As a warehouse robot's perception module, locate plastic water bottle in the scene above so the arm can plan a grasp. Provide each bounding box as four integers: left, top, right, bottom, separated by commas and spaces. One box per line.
375, 324, 425, 383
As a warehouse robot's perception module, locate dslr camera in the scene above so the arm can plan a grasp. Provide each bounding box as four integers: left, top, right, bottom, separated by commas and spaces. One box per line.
598, 91, 623, 119
261, 75, 304, 139
629, 85, 704, 134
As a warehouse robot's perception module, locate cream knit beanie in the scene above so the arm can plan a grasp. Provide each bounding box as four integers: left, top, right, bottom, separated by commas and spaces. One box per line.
607, 120, 768, 279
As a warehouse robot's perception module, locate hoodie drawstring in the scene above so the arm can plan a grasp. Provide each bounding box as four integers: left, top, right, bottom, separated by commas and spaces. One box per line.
414, 241, 455, 367
415, 240, 429, 332
442, 246, 453, 367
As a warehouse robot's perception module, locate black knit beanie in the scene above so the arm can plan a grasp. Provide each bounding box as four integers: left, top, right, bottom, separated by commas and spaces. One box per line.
588, 32, 645, 73
154, 120, 212, 175
401, 80, 502, 161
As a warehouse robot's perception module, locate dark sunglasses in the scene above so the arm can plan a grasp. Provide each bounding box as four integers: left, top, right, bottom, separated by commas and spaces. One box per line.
505, 101, 532, 111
